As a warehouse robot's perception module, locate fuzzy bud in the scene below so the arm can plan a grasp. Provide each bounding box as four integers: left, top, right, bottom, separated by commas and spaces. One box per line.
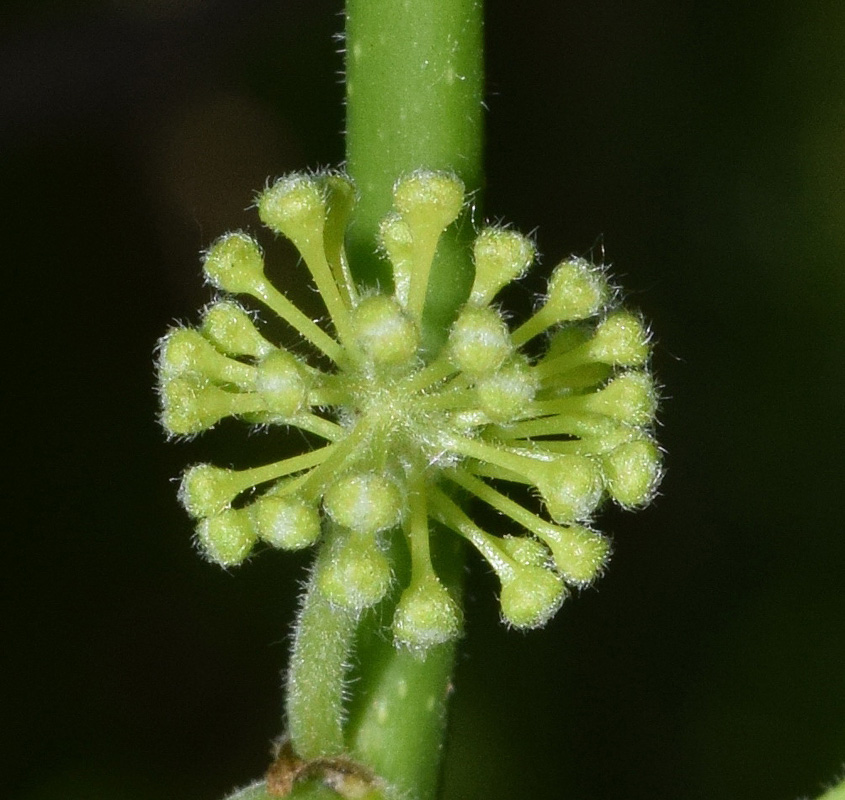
602, 438, 662, 508
161, 378, 261, 436
179, 463, 239, 519
201, 301, 275, 359
393, 171, 464, 233
470, 227, 535, 305
258, 174, 326, 247
392, 576, 463, 649
317, 531, 392, 612
323, 473, 402, 534
255, 351, 310, 418
448, 305, 513, 375
197, 507, 258, 567
544, 258, 609, 323
159, 328, 255, 387
499, 563, 565, 629
203, 232, 265, 295
251, 494, 321, 550
532, 455, 605, 523
588, 311, 650, 367
351, 294, 420, 367
537, 523, 610, 586
580, 371, 657, 427
475, 357, 538, 422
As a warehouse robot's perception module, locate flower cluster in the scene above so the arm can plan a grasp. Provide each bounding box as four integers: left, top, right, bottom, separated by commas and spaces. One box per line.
157, 170, 661, 650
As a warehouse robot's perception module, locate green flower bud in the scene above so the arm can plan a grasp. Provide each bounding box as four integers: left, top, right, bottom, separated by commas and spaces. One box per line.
392, 576, 463, 649
317, 530, 393, 612
201, 301, 275, 359
602, 438, 662, 508
251, 494, 321, 550
258, 174, 326, 245
470, 227, 535, 305
161, 378, 261, 436
532, 455, 604, 523
197, 507, 258, 567
255, 350, 310, 418
351, 294, 420, 367
203, 232, 265, 295
159, 328, 256, 387
475, 357, 538, 422
393, 170, 464, 233
537, 524, 610, 586
179, 463, 239, 519
161, 378, 215, 435
588, 311, 650, 367
448, 305, 513, 375
544, 258, 609, 323
579, 371, 657, 427
499, 563, 565, 629
323, 473, 402, 534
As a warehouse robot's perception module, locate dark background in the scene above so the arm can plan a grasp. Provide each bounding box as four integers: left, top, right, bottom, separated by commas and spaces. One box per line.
4, 1, 844, 799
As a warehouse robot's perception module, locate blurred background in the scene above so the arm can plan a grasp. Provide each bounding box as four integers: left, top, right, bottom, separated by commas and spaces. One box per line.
3, 1, 843, 799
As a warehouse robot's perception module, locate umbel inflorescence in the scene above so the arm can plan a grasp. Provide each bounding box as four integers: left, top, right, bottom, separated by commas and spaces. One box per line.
157, 170, 661, 650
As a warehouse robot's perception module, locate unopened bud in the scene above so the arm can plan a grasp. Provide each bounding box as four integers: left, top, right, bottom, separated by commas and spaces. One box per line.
393, 171, 464, 233
256, 350, 310, 418
448, 305, 513, 375
392, 576, 462, 649
602, 438, 662, 508
317, 531, 392, 612
499, 564, 565, 629
537, 523, 610, 585
179, 463, 239, 519
532, 455, 604, 523
197, 507, 257, 567
544, 258, 609, 323
351, 294, 420, 367
588, 311, 650, 367
251, 494, 321, 550
203, 232, 265, 295
201, 301, 275, 359
323, 473, 402, 534
258, 174, 326, 247
470, 227, 535, 305
475, 357, 538, 422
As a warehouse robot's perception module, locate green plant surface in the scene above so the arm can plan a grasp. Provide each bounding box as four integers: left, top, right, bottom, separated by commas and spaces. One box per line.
345, 0, 483, 352
156, 1, 662, 798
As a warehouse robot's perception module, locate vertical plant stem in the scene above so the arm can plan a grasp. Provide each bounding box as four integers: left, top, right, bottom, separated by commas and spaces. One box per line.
282, 2, 483, 797
285, 551, 358, 759
345, 0, 484, 352
345, 531, 465, 800
342, 1, 484, 797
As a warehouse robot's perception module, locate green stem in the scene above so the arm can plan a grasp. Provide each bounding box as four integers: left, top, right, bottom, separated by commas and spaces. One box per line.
282, 1, 483, 797
345, 0, 484, 353
285, 545, 358, 759
345, 530, 464, 800
341, 2, 483, 797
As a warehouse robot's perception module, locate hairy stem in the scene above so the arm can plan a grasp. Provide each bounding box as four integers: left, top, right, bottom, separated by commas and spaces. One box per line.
285, 543, 358, 759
